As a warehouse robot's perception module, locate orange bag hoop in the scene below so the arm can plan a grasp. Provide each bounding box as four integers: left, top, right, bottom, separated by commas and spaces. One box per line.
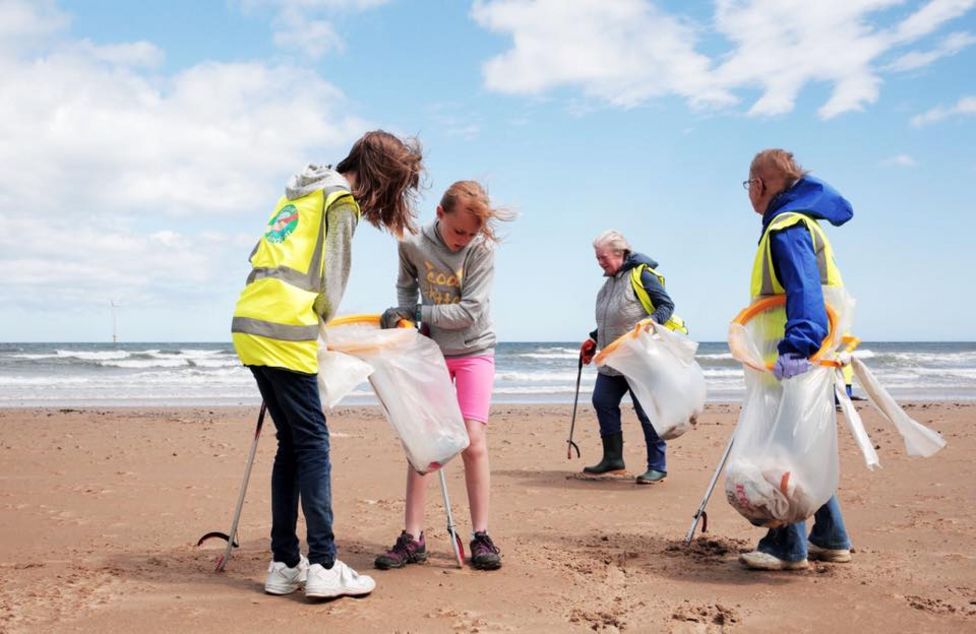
730, 296, 841, 369
593, 318, 656, 366
324, 313, 414, 355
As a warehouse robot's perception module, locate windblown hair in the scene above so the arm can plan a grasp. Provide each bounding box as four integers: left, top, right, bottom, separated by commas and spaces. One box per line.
750, 149, 808, 188
592, 229, 631, 255
336, 130, 424, 238
440, 180, 514, 244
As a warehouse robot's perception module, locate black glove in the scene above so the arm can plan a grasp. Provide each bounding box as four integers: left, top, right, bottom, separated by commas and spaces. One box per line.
380, 306, 415, 329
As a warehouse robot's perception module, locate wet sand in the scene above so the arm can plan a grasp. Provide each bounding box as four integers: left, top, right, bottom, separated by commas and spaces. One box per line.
0, 402, 973, 632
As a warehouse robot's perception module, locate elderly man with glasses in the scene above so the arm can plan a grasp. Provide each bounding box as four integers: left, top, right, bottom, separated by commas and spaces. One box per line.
737, 149, 857, 571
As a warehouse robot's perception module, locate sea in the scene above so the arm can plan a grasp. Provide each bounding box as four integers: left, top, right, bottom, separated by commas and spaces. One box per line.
0, 341, 974, 408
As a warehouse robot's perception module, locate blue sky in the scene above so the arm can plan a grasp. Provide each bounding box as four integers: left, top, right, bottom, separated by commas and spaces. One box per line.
1, 0, 974, 343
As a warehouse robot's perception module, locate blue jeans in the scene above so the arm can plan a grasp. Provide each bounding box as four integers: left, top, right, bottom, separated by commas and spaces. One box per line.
757, 495, 851, 562
591, 372, 666, 473
250, 366, 335, 568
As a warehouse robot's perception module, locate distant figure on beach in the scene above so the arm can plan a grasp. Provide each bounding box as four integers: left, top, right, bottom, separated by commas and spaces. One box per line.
579, 230, 686, 484
737, 148, 855, 571
231, 130, 423, 598
374, 180, 512, 572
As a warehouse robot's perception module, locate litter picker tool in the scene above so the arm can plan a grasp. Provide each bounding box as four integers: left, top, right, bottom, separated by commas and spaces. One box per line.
565, 351, 583, 459
684, 431, 734, 544
196, 401, 267, 572
438, 469, 465, 568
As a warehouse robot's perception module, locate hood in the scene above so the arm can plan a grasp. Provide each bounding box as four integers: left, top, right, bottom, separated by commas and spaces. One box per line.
422, 220, 447, 249
762, 175, 853, 229
285, 164, 350, 200
618, 251, 658, 275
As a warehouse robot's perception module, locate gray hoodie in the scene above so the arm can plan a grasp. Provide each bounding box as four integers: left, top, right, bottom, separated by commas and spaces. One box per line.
285, 164, 359, 323
396, 221, 496, 358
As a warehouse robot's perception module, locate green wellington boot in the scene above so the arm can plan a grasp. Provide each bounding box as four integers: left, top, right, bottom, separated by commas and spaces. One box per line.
635, 469, 667, 484
582, 432, 625, 474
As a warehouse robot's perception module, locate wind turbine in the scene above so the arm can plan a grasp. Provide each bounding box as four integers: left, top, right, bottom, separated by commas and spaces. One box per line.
110, 300, 121, 344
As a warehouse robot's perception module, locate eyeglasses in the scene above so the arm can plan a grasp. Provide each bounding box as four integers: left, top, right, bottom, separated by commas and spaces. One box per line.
742, 178, 760, 190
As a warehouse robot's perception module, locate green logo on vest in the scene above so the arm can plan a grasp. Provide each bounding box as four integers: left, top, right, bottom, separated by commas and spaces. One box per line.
265, 204, 299, 243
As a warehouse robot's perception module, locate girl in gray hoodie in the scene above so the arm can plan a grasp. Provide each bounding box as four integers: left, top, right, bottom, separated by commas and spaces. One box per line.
375, 181, 511, 571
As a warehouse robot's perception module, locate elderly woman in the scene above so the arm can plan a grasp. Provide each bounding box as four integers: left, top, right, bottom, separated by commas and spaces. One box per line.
579, 230, 684, 484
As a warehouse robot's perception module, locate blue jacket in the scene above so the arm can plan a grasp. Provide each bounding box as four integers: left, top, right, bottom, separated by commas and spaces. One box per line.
761, 176, 853, 357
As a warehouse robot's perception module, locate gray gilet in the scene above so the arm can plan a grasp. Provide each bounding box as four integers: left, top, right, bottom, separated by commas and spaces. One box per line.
594, 271, 648, 377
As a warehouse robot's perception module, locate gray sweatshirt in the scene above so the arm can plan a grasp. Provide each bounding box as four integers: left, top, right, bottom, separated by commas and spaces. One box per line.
396, 221, 496, 358
285, 164, 358, 324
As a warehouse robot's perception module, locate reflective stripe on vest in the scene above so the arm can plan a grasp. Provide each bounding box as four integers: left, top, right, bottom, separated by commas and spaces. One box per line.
628, 264, 689, 334
232, 183, 359, 373
750, 212, 844, 299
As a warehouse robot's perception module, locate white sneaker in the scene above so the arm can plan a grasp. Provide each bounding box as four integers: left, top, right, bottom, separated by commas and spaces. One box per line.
304, 560, 376, 599
807, 541, 852, 563
738, 550, 808, 571
264, 554, 309, 595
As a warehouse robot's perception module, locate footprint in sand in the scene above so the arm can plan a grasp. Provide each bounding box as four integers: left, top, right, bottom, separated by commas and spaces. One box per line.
669, 602, 740, 633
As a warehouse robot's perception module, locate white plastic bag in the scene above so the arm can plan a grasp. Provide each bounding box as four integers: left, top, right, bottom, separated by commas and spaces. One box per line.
833, 370, 879, 469
851, 357, 946, 457
317, 322, 374, 410
725, 365, 838, 527
596, 320, 706, 440
316, 348, 373, 410
324, 319, 469, 474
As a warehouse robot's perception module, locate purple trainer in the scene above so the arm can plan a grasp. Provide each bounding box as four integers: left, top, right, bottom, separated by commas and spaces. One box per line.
470, 531, 501, 570
374, 531, 427, 570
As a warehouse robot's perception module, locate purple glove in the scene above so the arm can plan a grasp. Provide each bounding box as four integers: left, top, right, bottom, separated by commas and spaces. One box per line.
773, 352, 812, 380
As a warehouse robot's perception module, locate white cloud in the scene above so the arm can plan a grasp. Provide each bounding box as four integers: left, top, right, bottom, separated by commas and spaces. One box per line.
473, 0, 976, 119
241, 0, 389, 9
885, 30, 976, 70
471, 0, 735, 109
273, 12, 343, 58
74, 39, 165, 67
0, 1, 371, 314
891, 0, 975, 42
0, 0, 69, 55
241, 0, 391, 59
911, 94, 976, 124
880, 153, 918, 166
713, 0, 897, 118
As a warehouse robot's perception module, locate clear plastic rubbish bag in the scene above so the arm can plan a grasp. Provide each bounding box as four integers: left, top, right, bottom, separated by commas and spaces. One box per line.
595, 319, 706, 440
324, 315, 469, 474
724, 365, 838, 527
724, 290, 945, 528
724, 293, 847, 527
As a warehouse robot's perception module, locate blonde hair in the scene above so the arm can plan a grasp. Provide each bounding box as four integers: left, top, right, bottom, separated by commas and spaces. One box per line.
750, 149, 807, 188
592, 229, 630, 254
440, 180, 514, 244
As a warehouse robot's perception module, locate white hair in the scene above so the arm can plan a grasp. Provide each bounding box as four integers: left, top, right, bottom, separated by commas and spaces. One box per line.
592, 229, 630, 253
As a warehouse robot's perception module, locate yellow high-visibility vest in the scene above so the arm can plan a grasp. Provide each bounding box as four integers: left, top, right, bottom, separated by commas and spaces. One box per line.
748, 212, 844, 358
628, 264, 689, 334
232, 184, 359, 374
750, 212, 844, 299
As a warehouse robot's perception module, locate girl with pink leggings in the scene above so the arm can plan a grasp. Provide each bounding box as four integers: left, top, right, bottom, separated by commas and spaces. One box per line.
375, 180, 512, 571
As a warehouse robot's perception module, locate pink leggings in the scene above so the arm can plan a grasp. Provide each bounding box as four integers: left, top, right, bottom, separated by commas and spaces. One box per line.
445, 354, 495, 423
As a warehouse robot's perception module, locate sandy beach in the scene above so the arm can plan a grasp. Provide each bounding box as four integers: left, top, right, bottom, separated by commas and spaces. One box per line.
0, 401, 973, 633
